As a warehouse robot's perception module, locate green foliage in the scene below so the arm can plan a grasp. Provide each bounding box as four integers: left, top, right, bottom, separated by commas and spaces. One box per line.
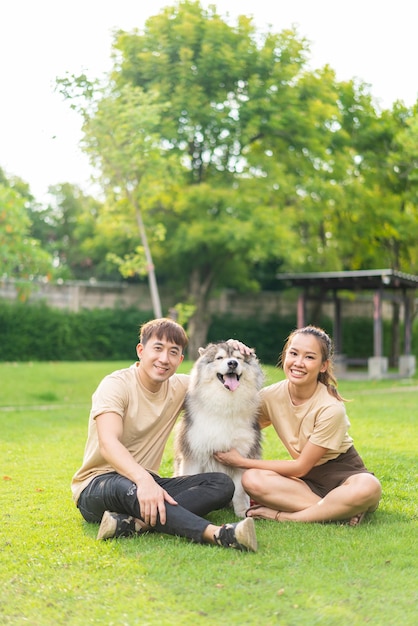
58, 2, 342, 351
207, 314, 297, 363
0, 299, 414, 365
0, 362, 417, 625
54, 1, 418, 359
207, 314, 399, 365
1, 1, 417, 357
0, 177, 52, 281
29, 183, 103, 280
0, 300, 151, 361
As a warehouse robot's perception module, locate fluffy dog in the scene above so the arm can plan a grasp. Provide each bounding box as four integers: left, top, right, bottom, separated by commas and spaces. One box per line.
174, 341, 264, 517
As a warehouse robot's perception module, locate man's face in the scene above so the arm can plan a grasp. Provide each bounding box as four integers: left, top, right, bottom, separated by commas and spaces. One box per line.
136, 334, 184, 391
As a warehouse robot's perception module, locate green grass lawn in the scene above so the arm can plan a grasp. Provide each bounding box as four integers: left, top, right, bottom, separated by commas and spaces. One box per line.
0, 361, 417, 625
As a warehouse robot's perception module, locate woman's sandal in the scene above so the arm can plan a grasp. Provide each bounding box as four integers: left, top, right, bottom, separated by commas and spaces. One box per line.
245, 505, 265, 519
245, 505, 282, 522
348, 511, 366, 526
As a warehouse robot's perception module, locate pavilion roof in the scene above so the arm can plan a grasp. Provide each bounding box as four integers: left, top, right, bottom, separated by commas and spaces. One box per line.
275, 269, 418, 291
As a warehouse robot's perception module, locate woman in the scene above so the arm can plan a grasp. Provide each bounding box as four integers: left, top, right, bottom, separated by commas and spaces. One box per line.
215, 326, 381, 525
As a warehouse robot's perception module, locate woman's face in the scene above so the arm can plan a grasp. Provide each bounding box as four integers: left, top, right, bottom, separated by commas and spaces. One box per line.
283, 332, 328, 387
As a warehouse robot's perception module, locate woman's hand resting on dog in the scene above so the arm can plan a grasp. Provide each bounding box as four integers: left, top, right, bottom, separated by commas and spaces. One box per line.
215, 448, 249, 468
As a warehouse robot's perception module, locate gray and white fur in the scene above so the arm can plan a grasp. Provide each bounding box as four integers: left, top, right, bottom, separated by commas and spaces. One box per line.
174, 341, 264, 517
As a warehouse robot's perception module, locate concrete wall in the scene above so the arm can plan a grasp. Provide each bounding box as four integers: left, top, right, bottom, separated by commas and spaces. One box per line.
0, 278, 395, 320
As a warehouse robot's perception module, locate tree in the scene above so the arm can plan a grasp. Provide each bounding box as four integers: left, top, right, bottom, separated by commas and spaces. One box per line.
58, 1, 418, 355
60, 1, 334, 353
0, 169, 52, 290
353, 101, 418, 365
57, 77, 188, 316
335, 91, 418, 271
29, 183, 103, 279
110, 2, 379, 353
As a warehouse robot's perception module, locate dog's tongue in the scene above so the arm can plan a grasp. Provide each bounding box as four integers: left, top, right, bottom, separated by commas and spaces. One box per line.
224, 374, 240, 391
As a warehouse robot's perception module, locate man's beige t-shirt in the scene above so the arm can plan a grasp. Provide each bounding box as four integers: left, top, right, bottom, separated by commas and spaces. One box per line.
71, 363, 189, 503
259, 380, 353, 465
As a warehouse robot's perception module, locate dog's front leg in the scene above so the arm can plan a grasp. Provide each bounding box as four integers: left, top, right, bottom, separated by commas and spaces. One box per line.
176, 457, 204, 477
231, 477, 250, 518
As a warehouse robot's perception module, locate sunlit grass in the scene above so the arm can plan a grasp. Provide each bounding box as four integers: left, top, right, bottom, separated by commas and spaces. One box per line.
1, 362, 417, 625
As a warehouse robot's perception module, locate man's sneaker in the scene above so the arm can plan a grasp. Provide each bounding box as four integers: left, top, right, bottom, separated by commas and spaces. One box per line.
213, 517, 257, 552
97, 510, 144, 540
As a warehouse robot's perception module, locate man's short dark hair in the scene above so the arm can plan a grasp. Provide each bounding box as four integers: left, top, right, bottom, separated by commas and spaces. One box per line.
139, 318, 188, 351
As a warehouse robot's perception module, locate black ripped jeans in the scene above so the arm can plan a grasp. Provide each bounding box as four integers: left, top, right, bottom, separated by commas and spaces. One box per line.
77, 471, 235, 543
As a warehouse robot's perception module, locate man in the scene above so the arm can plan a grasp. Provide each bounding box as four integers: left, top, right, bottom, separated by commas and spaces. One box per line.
72, 318, 257, 552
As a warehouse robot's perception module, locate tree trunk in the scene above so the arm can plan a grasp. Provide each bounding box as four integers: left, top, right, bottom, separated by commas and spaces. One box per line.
187, 313, 211, 361
186, 267, 214, 360
134, 202, 162, 319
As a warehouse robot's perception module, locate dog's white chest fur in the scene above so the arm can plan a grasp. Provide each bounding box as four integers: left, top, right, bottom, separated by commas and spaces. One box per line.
174, 342, 264, 517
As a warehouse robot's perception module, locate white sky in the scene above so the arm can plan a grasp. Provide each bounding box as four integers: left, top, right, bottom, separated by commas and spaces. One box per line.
1, 0, 416, 203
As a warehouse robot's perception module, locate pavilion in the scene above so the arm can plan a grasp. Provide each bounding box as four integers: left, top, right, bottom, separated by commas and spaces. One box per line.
275, 269, 418, 378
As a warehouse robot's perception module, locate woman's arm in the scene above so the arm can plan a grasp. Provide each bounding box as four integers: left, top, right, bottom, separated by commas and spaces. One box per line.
215, 440, 327, 478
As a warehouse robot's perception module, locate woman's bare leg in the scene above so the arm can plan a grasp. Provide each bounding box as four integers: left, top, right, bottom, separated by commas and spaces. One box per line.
243, 469, 321, 513
243, 469, 382, 524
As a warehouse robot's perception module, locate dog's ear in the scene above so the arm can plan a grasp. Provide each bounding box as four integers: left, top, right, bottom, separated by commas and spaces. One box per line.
198, 347, 205, 356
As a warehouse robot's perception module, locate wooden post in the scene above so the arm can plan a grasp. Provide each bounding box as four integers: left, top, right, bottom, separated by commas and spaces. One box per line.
373, 289, 383, 357
297, 292, 305, 328
333, 291, 342, 354
403, 290, 412, 355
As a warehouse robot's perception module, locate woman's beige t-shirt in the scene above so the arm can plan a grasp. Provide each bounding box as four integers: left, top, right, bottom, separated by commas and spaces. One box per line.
71, 363, 189, 503
259, 380, 353, 465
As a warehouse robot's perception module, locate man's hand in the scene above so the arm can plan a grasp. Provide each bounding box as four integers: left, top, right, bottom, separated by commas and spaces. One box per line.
226, 339, 255, 356
136, 473, 177, 526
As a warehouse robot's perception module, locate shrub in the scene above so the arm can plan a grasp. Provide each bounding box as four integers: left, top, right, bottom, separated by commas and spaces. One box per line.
0, 300, 415, 364
0, 300, 152, 361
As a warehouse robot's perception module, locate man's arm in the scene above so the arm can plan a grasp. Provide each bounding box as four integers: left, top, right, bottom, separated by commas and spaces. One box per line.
96, 412, 177, 526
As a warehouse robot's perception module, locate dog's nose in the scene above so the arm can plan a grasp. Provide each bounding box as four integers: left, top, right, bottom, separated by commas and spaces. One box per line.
227, 359, 238, 370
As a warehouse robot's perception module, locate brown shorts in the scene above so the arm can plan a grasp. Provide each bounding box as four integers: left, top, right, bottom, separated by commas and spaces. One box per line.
301, 446, 372, 498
